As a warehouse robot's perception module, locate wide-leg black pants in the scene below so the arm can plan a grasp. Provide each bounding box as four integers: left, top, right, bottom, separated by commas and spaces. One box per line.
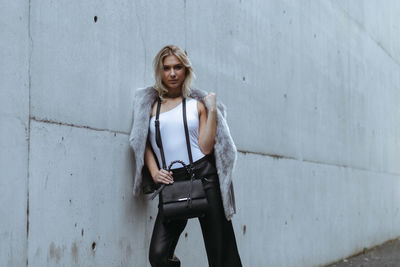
148, 156, 242, 267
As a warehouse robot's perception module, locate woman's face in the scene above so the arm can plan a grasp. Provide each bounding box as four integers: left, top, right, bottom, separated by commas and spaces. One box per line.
161, 55, 186, 91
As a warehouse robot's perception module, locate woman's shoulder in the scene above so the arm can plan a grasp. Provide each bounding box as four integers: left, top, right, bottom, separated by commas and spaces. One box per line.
187, 97, 199, 103
132, 86, 158, 107
189, 88, 207, 100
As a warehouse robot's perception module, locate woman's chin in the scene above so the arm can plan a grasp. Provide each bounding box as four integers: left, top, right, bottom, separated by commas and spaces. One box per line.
167, 84, 182, 91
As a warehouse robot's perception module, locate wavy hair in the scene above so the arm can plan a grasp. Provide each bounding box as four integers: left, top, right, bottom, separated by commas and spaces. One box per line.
153, 45, 195, 98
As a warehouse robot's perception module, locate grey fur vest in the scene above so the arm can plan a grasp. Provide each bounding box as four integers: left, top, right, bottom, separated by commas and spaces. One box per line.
129, 86, 237, 220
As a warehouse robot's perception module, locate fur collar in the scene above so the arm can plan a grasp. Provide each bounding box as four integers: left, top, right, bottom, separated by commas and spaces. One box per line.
129, 86, 237, 220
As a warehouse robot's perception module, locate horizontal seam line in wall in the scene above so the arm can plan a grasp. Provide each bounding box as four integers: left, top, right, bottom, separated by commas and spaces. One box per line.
238, 149, 400, 176
30, 118, 400, 177
30, 116, 129, 135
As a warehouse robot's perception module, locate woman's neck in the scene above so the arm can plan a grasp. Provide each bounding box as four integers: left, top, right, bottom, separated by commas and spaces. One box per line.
165, 88, 182, 98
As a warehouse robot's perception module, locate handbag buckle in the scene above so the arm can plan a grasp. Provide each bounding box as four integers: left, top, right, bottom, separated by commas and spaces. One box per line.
187, 164, 196, 179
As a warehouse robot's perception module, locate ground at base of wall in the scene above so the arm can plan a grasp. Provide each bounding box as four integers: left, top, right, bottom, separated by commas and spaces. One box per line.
325, 238, 400, 267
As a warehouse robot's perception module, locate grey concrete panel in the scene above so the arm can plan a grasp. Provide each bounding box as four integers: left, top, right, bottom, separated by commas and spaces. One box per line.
26, 120, 400, 267
233, 152, 400, 267
30, 0, 185, 134
0, 118, 28, 267
0, 1, 30, 121
29, 0, 400, 172
185, 1, 400, 174
28, 120, 152, 266
0, 0, 30, 266
333, 0, 400, 65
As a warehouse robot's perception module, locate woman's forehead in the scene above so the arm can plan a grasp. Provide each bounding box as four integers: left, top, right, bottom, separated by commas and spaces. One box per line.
163, 55, 182, 66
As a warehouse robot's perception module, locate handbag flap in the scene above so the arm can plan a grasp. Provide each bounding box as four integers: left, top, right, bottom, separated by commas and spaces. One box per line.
161, 179, 205, 203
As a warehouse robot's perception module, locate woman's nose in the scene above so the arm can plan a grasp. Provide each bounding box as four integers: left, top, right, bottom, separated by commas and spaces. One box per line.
170, 69, 176, 78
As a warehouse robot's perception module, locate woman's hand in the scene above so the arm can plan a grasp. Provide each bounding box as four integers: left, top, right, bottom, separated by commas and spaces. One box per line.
203, 92, 217, 112
152, 169, 174, 184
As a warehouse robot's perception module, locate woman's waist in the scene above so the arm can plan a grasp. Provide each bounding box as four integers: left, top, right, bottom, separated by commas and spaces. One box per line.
162, 147, 205, 167
169, 155, 218, 182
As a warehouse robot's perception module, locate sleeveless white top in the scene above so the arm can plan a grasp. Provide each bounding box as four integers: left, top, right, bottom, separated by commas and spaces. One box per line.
149, 98, 205, 169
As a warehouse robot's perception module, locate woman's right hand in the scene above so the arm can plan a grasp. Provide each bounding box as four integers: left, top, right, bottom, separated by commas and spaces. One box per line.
152, 169, 174, 184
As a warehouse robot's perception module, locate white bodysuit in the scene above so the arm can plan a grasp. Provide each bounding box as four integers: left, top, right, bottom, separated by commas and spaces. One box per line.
149, 98, 205, 169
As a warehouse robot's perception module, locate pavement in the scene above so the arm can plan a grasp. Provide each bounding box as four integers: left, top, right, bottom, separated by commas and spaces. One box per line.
325, 237, 400, 267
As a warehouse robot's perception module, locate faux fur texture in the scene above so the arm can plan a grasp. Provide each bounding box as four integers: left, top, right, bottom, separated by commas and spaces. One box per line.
129, 86, 237, 220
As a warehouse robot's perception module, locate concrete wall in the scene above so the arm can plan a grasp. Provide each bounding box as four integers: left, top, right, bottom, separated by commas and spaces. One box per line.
0, 0, 29, 266
1, 0, 399, 266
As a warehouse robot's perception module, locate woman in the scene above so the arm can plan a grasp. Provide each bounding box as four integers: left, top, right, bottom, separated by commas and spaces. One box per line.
129, 45, 242, 267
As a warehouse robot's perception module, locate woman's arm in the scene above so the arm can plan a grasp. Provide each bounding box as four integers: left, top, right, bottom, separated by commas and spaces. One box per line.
144, 140, 174, 184
198, 93, 217, 155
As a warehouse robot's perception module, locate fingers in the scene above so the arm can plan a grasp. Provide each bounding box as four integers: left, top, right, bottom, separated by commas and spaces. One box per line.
157, 169, 174, 184
205, 92, 216, 101
160, 169, 173, 179
204, 93, 217, 110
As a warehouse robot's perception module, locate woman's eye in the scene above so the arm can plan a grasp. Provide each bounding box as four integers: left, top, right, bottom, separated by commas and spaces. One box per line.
163, 66, 170, 71
174, 65, 183, 70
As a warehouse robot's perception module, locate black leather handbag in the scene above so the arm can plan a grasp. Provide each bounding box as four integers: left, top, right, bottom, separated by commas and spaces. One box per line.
150, 97, 209, 222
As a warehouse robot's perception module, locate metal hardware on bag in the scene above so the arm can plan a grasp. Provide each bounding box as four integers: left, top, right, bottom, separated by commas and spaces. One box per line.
178, 198, 189, 201
188, 164, 195, 174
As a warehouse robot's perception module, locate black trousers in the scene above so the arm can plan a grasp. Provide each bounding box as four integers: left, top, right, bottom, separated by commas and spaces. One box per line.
149, 156, 242, 267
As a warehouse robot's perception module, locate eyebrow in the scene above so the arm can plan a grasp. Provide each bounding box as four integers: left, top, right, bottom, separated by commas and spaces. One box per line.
163, 63, 184, 67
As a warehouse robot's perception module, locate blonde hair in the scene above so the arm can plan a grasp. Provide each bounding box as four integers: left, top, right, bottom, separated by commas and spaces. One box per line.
153, 45, 195, 98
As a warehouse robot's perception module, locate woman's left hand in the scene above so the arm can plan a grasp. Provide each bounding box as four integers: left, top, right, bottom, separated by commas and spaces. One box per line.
204, 92, 217, 112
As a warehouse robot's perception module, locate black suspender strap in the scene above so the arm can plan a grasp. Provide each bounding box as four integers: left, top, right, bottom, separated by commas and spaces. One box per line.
182, 98, 194, 166
155, 97, 167, 170
182, 98, 195, 207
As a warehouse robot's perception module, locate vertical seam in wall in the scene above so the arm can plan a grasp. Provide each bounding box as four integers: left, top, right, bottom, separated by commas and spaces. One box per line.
26, 0, 32, 265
